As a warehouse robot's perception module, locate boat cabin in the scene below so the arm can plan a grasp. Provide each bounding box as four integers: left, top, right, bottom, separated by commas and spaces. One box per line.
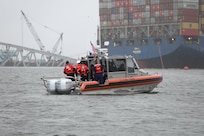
80, 55, 146, 82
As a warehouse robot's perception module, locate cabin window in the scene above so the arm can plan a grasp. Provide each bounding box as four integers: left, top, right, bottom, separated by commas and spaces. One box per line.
127, 40, 134, 46
140, 39, 148, 45
153, 38, 161, 45
168, 37, 176, 44
108, 59, 126, 72
114, 41, 122, 47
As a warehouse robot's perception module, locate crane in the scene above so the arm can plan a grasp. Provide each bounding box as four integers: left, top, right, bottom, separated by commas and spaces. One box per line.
21, 10, 46, 52
52, 33, 63, 55
21, 10, 63, 55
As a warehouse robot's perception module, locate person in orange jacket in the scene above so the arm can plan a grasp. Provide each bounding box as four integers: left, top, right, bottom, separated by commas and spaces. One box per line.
64, 61, 76, 80
93, 60, 104, 84
80, 63, 89, 81
76, 60, 89, 81
75, 60, 82, 80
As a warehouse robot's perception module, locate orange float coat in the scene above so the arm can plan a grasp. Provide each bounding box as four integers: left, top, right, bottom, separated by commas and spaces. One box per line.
64, 64, 75, 75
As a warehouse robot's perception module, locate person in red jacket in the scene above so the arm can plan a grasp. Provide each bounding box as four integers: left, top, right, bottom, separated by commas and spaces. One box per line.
75, 60, 82, 80
76, 60, 89, 81
64, 61, 76, 80
93, 60, 104, 84
80, 63, 89, 81
75, 60, 81, 73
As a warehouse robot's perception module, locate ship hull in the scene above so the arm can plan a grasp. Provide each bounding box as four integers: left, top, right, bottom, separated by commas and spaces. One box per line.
137, 44, 204, 68
106, 36, 204, 68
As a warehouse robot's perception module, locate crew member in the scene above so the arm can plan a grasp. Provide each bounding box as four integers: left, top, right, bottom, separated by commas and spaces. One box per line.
93, 60, 104, 84
75, 60, 82, 80
80, 63, 89, 81
64, 61, 76, 80
76, 60, 89, 81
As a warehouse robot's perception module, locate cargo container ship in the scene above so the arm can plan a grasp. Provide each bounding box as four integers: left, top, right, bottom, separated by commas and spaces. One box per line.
98, 0, 204, 68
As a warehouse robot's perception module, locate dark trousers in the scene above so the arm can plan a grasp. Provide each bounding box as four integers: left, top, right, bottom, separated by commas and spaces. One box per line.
81, 74, 88, 81
66, 73, 75, 81
94, 73, 104, 84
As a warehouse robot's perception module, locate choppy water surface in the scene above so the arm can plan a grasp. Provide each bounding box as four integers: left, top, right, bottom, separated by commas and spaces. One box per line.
0, 67, 204, 136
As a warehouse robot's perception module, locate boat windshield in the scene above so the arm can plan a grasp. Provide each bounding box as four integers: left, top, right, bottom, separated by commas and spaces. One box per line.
108, 58, 126, 72
127, 57, 139, 73
132, 57, 140, 69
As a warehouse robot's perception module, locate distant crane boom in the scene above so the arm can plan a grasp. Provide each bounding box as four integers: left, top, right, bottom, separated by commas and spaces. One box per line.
52, 33, 63, 54
21, 10, 46, 52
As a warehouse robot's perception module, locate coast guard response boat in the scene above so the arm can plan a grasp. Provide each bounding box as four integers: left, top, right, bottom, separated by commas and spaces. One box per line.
41, 54, 163, 95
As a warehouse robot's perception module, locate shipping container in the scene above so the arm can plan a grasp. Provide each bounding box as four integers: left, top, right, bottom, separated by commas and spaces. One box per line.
201, 24, 204, 31
181, 29, 199, 36
178, 9, 199, 16
178, 0, 199, 2
201, 5, 204, 11
177, 2, 199, 9
180, 16, 199, 22
181, 22, 199, 29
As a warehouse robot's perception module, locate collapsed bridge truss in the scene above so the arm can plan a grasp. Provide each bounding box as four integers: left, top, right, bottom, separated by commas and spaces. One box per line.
0, 42, 76, 67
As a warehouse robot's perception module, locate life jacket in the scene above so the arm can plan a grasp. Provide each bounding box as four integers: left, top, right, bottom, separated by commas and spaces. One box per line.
64, 64, 75, 74
80, 64, 89, 76
94, 64, 102, 73
76, 63, 82, 74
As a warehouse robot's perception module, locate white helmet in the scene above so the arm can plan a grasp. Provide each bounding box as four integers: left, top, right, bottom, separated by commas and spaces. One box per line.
77, 60, 80, 64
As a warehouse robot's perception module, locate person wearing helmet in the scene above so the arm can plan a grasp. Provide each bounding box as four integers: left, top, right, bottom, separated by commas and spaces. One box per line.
76, 60, 89, 81
75, 60, 82, 80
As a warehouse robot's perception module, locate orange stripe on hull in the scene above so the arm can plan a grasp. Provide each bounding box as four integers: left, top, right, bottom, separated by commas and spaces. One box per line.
80, 74, 162, 92
107, 74, 162, 84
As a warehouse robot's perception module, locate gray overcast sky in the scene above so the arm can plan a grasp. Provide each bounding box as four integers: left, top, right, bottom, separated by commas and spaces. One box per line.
0, 0, 99, 59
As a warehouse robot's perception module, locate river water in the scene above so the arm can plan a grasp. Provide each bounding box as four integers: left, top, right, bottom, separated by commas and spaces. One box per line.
0, 67, 204, 136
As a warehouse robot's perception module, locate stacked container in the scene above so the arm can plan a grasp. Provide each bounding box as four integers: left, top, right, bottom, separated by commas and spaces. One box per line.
200, 0, 204, 32
178, 0, 199, 36
99, 0, 176, 26
99, 0, 200, 37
